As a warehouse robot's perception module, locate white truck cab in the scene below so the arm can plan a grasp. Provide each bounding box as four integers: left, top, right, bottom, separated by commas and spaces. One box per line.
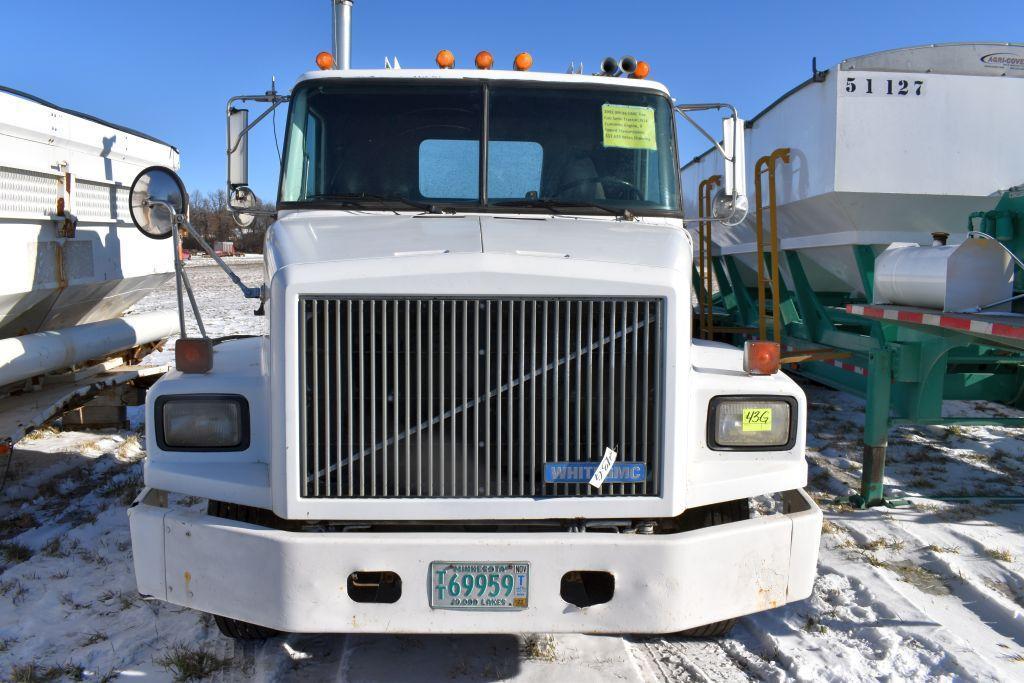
126, 3, 820, 639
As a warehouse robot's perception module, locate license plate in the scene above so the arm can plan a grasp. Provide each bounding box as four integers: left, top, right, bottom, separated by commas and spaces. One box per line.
429, 561, 529, 610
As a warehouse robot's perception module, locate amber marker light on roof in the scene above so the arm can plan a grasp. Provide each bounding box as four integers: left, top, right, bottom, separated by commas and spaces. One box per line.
436, 49, 456, 69
513, 52, 533, 71
631, 61, 651, 79
315, 51, 335, 70
475, 51, 494, 70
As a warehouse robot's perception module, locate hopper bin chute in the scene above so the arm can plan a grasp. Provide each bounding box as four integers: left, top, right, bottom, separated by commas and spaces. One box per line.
682, 42, 1024, 298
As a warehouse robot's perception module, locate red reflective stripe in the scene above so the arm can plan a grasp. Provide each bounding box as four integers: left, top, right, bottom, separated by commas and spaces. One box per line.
939, 316, 972, 331
897, 310, 923, 323
992, 322, 1024, 339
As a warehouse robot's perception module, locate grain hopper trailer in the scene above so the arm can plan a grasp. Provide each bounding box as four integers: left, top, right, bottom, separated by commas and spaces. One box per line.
682, 43, 1024, 506
123, 0, 821, 639
0, 86, 178, 447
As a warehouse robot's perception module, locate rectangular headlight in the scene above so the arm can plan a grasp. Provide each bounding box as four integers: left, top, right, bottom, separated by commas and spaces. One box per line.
156, 395, 249, 451
708, 396, 796, 450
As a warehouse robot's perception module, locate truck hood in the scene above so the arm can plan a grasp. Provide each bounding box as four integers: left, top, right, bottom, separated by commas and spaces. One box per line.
265, 212, 690, 278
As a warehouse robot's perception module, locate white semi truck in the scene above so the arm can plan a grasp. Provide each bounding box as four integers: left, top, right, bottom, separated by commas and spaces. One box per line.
126, 2, 820, 639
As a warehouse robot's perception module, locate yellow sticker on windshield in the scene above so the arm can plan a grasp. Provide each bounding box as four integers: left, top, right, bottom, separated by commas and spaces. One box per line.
602, 104, 657, 150
742, 408, 773, 432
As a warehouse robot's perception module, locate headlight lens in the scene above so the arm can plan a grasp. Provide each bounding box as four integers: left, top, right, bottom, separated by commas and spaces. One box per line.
157, 396, 249, 450
708, 396, 795, 450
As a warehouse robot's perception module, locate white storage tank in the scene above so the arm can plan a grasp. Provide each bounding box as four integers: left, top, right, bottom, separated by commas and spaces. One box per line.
682, 43, 1024, 297
873, 237, 1013, 312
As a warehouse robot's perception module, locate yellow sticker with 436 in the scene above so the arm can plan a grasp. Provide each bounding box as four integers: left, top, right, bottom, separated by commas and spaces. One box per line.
742, 408, 773, 432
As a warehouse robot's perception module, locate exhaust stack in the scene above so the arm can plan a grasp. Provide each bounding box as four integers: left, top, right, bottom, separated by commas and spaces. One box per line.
619, 55, 637, 75
332, 0, 353, 70
599, 56, 619, 76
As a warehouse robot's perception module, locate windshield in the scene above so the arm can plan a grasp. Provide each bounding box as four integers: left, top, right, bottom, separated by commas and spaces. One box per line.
280, 80, 680, 216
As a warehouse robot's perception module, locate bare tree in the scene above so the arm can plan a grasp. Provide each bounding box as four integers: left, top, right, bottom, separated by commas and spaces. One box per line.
185, 189, 276, 254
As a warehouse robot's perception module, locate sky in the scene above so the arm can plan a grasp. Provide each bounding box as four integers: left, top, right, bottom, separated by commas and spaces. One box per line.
2, 0, 1021, 202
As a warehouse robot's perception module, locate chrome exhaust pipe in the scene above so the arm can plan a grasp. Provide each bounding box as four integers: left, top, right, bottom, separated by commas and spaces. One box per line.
619, 55, 637, 76
332, 0, 353, 70
598, 56, 620, 77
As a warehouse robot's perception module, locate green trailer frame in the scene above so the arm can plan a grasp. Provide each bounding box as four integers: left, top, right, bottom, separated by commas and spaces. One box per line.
701, 188, 1024, 507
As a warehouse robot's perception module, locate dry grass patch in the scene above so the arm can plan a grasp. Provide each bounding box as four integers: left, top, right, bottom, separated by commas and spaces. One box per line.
820, 519, 843, 535
8, 662, 84, 682
987, 547, 1014, 563
889, 561, 950, 595
926, 544, 961, 554
22, 426, 60, 441
0, 541, 32, 564
522, 634, 557, 662
863, 536, 906, 553
155, 643, 232, 682
116, 435, 144, 462
79, 631, 108, 647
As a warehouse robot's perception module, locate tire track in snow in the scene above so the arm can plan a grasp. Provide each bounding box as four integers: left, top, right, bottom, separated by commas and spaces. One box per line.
629, 636, 757, 682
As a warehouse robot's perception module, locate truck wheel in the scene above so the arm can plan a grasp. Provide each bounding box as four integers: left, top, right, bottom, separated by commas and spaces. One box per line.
206, 500, 281, 641
213, 614, 279, 641
675, 498, 750, 638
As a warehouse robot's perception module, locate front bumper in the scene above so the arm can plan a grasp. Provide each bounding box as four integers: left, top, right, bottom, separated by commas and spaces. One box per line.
128, 489, 821, 634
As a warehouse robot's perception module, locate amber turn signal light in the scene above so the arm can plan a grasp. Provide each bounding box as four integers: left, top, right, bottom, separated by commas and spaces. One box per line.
475, 51, 494, 70
631, 61, 651, 79
513, 52, 533, 71
176, 338, 214, 374
743, 340, 781, 375
315, 51, 335, 70
436, 49, 455, 69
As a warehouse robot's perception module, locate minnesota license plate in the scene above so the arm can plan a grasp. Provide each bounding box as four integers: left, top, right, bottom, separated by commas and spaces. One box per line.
429, 561, 529, 610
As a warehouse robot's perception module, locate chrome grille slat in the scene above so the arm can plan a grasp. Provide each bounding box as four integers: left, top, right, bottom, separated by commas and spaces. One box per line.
299, 296, 665, 499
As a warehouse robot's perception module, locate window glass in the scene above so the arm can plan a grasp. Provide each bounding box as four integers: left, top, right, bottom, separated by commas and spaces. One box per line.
419, 139, 479, 199
487, 141, 543, 200
487, 85, 678, 211
280, 80, 680, 215
281, 83, 482, 204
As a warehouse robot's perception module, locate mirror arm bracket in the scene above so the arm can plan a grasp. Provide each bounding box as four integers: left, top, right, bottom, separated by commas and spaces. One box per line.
173, 213, 264, 300
226, 92, 290, 156
674, 102, 743, 199
675, 107, 732, 162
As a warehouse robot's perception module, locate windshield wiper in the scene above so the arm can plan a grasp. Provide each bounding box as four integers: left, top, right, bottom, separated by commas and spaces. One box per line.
305, 193, 452, 214
491, 198, 626, 217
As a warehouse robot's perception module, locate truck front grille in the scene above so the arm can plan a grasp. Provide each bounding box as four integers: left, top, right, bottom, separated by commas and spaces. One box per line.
299, 296, 665, 499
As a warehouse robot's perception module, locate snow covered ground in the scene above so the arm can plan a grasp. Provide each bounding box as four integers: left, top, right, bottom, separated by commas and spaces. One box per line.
2, 262, 1023, 681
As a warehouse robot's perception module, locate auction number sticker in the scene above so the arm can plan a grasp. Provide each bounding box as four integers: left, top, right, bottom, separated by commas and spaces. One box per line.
841, 75, 925, 97
742, 408, 773, 432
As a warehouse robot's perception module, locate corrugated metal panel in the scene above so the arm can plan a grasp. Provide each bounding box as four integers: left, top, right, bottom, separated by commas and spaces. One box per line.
299, 296, 665, 499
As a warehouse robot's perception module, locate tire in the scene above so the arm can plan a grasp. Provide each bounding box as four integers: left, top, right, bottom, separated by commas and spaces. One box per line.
206, 500, 282, 641
213, 614, 279, 641
675, 498, 750, 638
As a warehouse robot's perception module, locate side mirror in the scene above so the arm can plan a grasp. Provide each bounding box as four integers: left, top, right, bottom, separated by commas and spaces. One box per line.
128, 166, 188, 239
713, 116, 748, 226
712, 188, 749, 227
228, 107, 249, 188
230, 186, 257, 228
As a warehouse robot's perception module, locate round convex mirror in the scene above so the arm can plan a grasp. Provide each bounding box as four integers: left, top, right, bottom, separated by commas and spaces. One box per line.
229, 186, 257, 229
711, 188, 749, 227
129, 166, 188, 239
